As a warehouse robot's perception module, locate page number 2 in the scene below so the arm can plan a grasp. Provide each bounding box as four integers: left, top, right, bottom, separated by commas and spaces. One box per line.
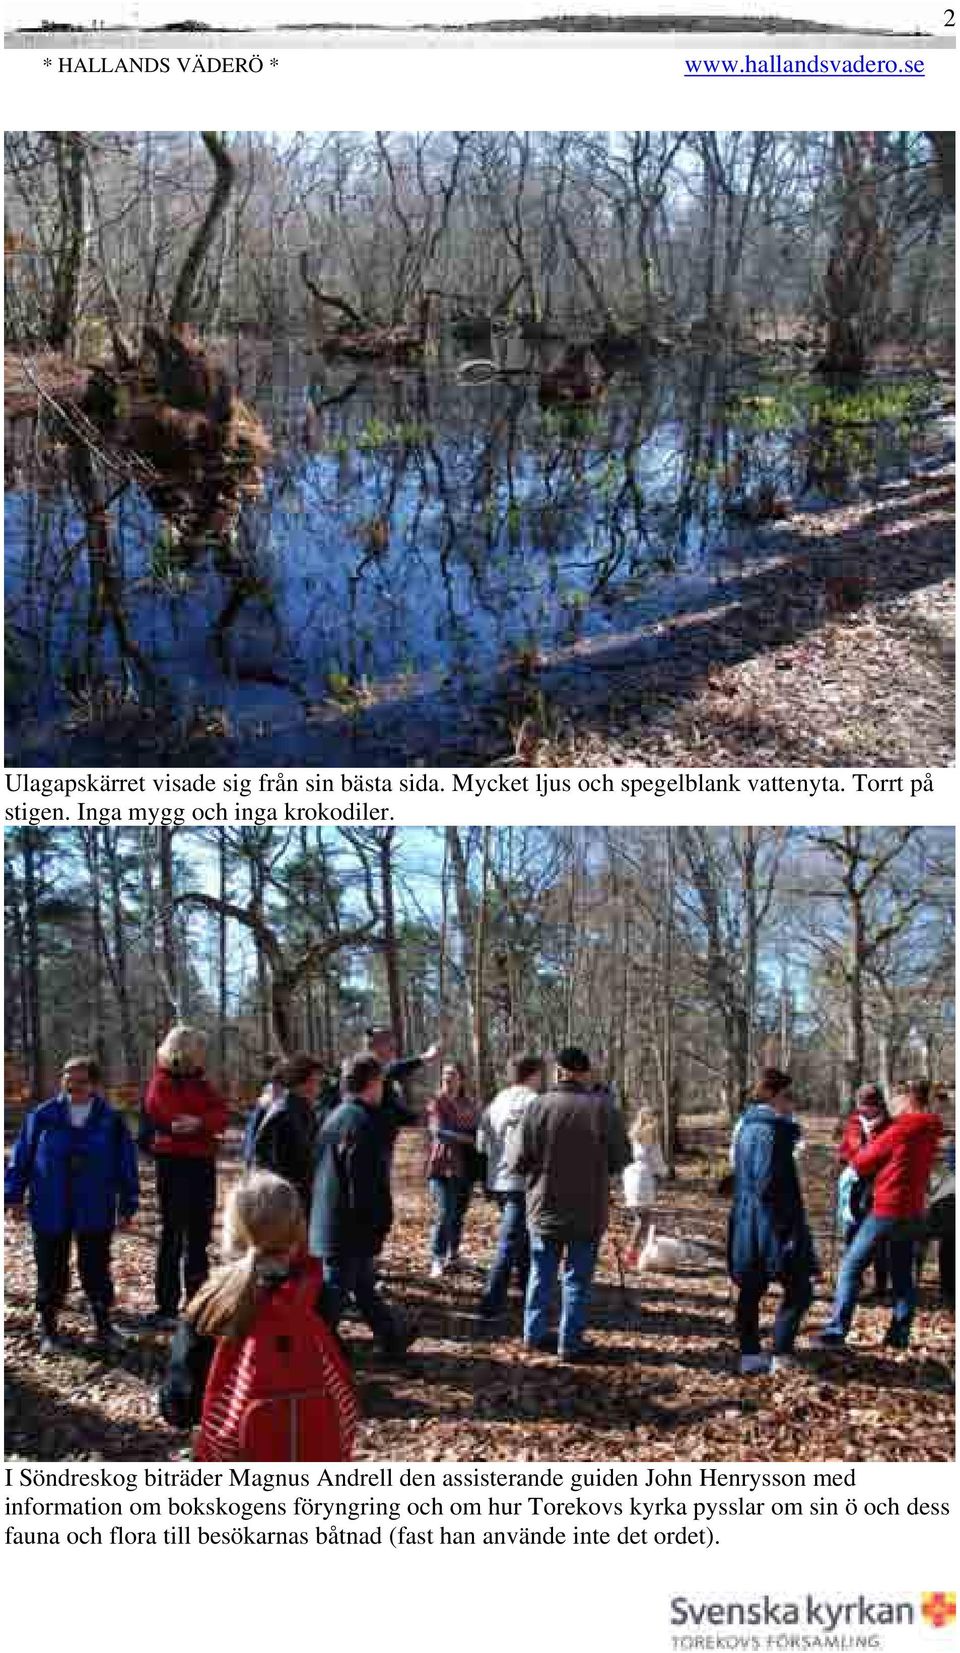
946, 8, 956, 24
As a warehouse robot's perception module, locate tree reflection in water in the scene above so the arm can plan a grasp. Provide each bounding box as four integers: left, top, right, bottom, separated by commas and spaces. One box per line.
4, 339, 946, 766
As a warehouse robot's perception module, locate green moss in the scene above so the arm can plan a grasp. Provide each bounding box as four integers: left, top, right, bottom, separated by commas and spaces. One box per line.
356, 417, 433, 450
728, 376, 935, 433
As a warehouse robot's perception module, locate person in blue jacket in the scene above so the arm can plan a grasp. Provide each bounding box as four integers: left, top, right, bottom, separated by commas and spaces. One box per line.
5, 1053, 139, 1354
727, 1067, 818, 1376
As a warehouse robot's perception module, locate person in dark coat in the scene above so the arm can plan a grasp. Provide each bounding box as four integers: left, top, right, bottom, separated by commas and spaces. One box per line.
252, 1053, 323, 1217
5, 1054, 139, 1353
727, 1067, 817, 1376
364, 1026, 439, 1158
506, 1046, 631, 1363
309, 1053, 417, 1360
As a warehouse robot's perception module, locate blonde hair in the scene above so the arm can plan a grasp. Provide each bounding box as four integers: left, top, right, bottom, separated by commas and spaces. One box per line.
186, 1171, 306, 1339
157, 1024, 208, 1075
630, 1107, 660, 1148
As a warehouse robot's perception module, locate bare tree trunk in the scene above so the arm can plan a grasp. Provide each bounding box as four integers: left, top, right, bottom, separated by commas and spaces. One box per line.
168, 133, 237, 328
658, 827, 678, 1173
437, 831, 450, 1046
472, 828, 493, 1096
816, 826, 920, 1098
248, 846, 272, 1064
742, 825, 760, 1090
926, 131, 955, 211
378, 828, 404, 1049
446, 828, 481, 1078
48, 134, 87, 353
88, 829, 107, 1069
22, 830, 45, 1095
158, 825, 179, 1020
102, 831, 140, 1084
820, 133, 891, 377
6, 875, 30, 1066
847, 876, 867, 1091
140, 845, 163, 1047
218, 828, 229, 1081
174, 828, 379, 1059
323, 961, 338, 1062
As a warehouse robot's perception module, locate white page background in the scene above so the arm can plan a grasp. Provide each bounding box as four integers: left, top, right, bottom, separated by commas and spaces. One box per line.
1, 12, 957, 1652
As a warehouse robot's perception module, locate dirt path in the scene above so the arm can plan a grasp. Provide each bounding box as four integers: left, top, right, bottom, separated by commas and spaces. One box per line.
4, 1127, 953, 1462
531, 473, 955, 768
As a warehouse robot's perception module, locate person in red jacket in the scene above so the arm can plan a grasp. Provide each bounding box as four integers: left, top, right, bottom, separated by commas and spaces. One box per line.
818, 1078, 943, 1350
159, 1170, 359, 1461
145, 1026, 229, 1328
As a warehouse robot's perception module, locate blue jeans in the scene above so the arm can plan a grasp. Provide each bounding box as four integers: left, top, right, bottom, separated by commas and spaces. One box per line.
735, 1267, 813, 1356
844, 1219, 890, 1297
823, 1215, 918, 1345
321, 1254, 404, 1354
429, 1176, 471, 1262
481, 1192, 530, 1315
524, 1232, 599, 1355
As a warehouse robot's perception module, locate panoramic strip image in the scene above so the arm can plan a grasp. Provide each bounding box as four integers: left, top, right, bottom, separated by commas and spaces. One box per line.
3, 825, 955, 1462
4, 130, 955, 767
6, 1, 955, 47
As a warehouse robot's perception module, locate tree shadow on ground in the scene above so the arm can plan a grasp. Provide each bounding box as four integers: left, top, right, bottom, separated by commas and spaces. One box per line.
270, 474, 953, 768
5, 1364, 175, 1460
522, 478, 955, 754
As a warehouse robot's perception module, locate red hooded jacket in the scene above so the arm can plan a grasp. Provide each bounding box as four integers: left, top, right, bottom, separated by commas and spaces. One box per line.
145, 1068, 229, 1160
852, 1108, 943, 1220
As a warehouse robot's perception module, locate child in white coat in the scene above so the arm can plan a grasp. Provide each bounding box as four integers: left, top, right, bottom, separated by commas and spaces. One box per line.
623, 1110, 667, 1268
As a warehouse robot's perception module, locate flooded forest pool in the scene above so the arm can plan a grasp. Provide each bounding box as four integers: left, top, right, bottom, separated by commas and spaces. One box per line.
4, 340, 952, 766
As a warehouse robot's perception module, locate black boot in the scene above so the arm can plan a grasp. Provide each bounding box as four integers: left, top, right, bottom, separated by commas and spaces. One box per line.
37, 1309, 61, 1356
380, 1317, 421, 1363
92, 1306, 125, 1352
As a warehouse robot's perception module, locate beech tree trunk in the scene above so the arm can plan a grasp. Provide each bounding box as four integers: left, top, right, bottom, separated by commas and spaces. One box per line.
168, 132, 236, 328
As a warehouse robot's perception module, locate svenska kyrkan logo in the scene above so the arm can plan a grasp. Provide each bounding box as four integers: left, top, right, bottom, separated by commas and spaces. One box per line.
921, 1595, 957, 1629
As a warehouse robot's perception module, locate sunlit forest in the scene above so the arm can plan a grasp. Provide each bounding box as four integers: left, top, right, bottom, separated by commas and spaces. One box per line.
4, 825, 955, 1464
5, 132, 955, 766
5, 825, 953, 1110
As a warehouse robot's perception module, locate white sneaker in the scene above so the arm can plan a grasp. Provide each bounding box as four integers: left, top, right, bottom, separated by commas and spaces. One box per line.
739, 1353, 771, 1375
770, 1354, 801, 1374
429, 1260, 446, 1280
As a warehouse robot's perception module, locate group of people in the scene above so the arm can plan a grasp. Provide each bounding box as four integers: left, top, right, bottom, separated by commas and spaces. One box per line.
242, 1040, 634, 1365
4, 1033, 954, 1460
728, 1068, 951, 1375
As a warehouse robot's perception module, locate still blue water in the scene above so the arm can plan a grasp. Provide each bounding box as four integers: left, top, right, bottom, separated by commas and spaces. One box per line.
4, 344, 945, 766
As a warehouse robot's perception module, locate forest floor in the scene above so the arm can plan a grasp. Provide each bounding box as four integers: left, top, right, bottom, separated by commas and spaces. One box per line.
4, 1120, 954, 1463
531, 472, 955, 769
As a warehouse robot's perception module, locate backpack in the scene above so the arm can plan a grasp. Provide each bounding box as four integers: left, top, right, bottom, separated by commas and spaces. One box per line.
194, 1263, 360, 1463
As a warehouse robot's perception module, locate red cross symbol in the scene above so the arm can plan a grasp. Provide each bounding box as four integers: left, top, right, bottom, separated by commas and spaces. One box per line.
922, 1595, 957, 1629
